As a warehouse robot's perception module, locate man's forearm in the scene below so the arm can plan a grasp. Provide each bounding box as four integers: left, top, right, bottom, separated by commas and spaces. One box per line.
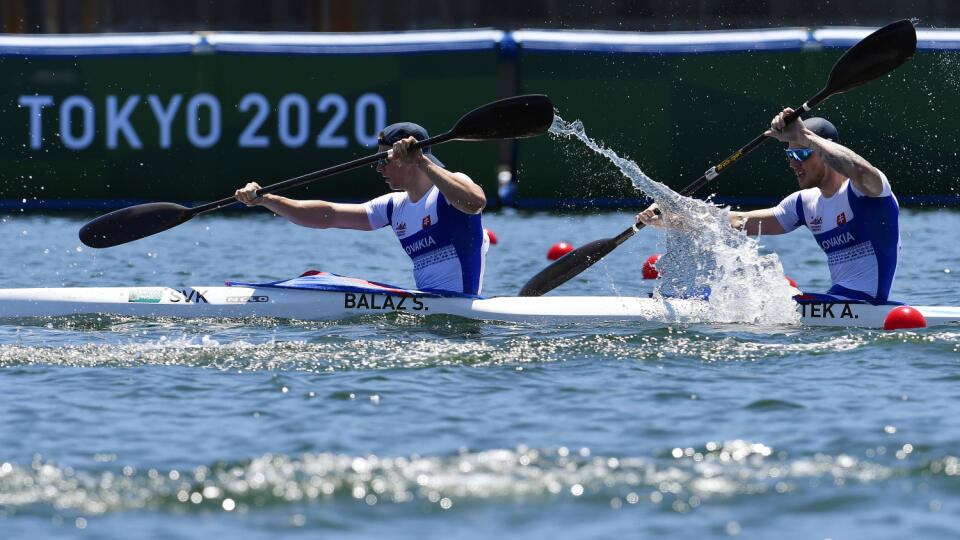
419, 161, 486, 214
805, 132, 883, 195
260, 195, 336, 228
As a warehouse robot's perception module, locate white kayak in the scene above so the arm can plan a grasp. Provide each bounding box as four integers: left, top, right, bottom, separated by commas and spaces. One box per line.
1, 284, 957, 329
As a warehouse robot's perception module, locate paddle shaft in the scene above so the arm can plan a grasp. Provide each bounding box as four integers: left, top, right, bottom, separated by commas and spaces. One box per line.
190, 132, 455, 216
624, 89, 831, 240
77, 93, 555, 249
190, 91, 556, 216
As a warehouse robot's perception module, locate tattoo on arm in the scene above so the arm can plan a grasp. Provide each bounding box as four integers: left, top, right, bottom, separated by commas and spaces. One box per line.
810, 138, 871, 181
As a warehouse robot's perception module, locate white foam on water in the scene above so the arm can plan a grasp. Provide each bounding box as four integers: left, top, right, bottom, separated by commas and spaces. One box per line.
549, 115, 799, 324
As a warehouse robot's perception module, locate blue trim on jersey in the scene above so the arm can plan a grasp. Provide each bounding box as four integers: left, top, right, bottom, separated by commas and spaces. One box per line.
386, 197, 394, 226
808, 186, 899, 303
436, 192, 485, 295
823, 285, 901, 305
794, 292, 904, 306
848, 186, 900, 302
794, 195, 805, 228
795, 293, 865, 304
391, 190, 484, 295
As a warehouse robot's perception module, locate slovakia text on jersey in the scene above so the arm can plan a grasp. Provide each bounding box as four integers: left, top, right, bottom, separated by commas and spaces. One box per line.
365, 183, 488, 295
772, 172, 899, 303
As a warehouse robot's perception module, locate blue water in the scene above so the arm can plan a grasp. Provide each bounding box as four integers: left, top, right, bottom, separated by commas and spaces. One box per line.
2, 208, 959, 539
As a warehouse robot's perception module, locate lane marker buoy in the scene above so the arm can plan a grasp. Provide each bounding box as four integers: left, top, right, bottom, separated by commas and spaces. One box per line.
547, 242, 574, 260
642, 254, 662, 279
883, 306, 927, 330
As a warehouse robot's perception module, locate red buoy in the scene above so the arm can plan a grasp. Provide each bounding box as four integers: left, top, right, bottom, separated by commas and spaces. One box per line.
484, 228, 498, 245
883, 306, 927, 330
642, 254, 662, 279
547, 241, 574, 260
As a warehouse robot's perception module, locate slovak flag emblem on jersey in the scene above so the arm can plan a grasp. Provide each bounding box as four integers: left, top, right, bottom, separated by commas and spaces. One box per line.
422, 216, 432, 228
837, 212, 847, 225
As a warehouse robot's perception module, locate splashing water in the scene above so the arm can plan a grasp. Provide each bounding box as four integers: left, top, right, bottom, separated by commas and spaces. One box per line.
549, 114, 799, 324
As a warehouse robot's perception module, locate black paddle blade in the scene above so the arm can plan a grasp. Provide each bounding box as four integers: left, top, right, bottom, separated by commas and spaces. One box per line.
519, 237, 619, 296
79, 202, 194, 248
450, 94, 554, 141
824, 19, 916, 96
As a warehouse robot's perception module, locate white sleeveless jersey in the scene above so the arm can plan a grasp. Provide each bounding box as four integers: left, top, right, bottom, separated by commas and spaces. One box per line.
364, 184, 488, 295
772, 172, 900, 302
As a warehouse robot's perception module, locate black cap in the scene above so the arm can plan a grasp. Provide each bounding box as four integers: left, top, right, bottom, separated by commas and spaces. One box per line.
378, 122, 444, 167
804, 117, 840, 144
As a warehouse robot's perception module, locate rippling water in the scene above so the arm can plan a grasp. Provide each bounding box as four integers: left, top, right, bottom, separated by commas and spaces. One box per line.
2, 208, 960, 539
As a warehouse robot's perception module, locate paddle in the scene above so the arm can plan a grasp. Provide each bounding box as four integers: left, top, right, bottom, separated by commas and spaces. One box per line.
519, 19, 917, 297
79, 94, 555, 248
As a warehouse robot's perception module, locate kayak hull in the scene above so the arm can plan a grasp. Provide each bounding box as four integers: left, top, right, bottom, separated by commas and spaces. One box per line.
1, 286, 958, 328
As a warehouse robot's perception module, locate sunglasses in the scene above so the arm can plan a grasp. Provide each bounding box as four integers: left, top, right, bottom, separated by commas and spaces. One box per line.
374, 143, 395, 168
785, 148, 814, 162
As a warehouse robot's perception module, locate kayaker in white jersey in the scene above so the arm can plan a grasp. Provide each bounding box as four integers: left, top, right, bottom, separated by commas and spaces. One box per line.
637, 108, 900, 304
235, 122, 489, 295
